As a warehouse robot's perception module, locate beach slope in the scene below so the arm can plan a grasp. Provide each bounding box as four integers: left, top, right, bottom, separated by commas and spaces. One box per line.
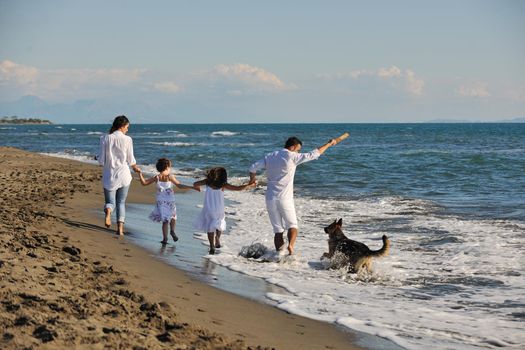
0, 147, 362, 349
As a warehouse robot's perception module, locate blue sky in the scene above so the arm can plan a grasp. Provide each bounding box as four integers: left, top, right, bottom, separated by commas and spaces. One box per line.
1, 0, 524, 123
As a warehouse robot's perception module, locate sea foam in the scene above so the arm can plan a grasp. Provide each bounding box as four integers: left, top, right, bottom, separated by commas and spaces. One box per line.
203, 189, 525, 350
211, 131, 239, 137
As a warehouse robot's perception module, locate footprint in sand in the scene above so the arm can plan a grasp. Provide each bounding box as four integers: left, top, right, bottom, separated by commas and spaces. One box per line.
33, 325, 57, 343
114, 278, 127, 286
14, 316, 31, 326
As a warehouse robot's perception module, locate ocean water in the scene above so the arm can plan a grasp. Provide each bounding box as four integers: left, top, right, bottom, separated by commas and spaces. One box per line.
2, 123, 524, 349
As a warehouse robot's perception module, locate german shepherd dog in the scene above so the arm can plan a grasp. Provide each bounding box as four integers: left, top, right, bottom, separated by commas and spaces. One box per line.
322, 219, 390, 273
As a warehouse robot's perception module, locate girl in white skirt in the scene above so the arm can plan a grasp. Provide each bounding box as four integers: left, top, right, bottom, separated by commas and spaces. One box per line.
138, 158, 199, 245
193, 167, 255, 254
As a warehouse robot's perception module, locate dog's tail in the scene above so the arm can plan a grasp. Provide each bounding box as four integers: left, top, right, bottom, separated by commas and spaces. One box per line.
369, 235, 390, 257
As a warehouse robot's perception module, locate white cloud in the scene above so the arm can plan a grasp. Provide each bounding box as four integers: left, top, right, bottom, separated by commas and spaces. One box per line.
40, 68, 145, 101
455, 82, 490, 97
0, 59, 148, 101
152, 81, 182, 94
405, 69, 424, 95
0, 60, 294, 101
378, 66, 402, 78
0, 60, 39, 86
321, 65, 425, 96
210, 63, 296, 93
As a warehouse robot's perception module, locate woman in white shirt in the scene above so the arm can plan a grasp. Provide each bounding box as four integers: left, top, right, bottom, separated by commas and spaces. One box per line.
98, 115, 140, 235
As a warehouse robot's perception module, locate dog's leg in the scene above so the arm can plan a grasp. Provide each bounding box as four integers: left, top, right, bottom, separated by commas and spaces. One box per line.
354, 258, 365, 274
366, 260, 372, 273
327, 244, 336, 258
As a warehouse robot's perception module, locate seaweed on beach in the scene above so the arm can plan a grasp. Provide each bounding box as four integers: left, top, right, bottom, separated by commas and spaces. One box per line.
239, 243, 269, 259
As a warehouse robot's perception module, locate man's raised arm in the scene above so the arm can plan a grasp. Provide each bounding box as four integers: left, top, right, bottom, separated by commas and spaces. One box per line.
317, 139, 337, 155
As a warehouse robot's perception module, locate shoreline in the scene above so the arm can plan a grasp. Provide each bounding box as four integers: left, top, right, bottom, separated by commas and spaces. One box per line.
120, 200, 292, 303
0, 147, 365, 349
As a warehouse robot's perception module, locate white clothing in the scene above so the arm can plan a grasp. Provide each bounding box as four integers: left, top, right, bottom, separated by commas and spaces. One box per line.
249, 148, 320, 200
149, 178, 177, 222
266, 198, 298, 233
194, 186, 226, 232
250, 147, 320, 232
98, 131, 137, 191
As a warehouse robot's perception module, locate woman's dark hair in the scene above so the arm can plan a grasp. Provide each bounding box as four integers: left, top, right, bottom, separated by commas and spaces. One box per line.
206, 167, 228, 189
156, 158, 172, 172
284, 136, 302, 149
109, 115, 130, 134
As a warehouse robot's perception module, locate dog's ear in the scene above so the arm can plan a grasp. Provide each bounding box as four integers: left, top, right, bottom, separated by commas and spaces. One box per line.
337, 218, 343, 227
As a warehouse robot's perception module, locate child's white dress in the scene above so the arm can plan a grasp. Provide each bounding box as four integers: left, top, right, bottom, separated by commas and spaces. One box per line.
149, 177, 177, 222
193, 185, 226, 232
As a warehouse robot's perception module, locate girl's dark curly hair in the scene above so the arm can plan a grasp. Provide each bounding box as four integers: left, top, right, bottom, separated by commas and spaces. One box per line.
156, 158, 172, 172
206, 167, 227, 189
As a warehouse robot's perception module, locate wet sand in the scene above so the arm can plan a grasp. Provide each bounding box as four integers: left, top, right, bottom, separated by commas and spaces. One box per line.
0, 147, 363, 349
122, 201, 292, 303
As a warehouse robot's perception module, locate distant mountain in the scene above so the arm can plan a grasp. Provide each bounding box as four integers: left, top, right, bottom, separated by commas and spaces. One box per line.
1, 95, 50, 117
425, 117, 525, 123
425, 119, 480, 123
2, 95, 525, 124
0, 95, 149, 123
499, 117, 525, 123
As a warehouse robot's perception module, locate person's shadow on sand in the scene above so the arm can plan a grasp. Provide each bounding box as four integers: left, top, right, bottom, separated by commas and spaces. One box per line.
63, 219, 127, 236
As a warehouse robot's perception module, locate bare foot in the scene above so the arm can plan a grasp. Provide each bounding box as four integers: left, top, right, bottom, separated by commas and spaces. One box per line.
116, 222, 124, 236
215, 240, 221, 248
170, 231, 178, 242
209, 248, 215, 255
287, 245, 294, 255
104, 208, 111, 228
160, 240, 168, 245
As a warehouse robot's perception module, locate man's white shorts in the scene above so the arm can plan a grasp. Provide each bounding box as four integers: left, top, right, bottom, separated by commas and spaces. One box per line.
266, 199, 298, 233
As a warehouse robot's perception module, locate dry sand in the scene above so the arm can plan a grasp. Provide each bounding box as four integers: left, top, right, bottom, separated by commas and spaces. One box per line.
0, 147, 363, 350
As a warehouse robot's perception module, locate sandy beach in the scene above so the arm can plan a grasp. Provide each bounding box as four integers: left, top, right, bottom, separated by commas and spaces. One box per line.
0, 147, 362, 350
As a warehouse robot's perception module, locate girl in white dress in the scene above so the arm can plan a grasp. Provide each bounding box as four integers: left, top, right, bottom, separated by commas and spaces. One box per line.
193, 167, 255, 254
138, 158, 199, 245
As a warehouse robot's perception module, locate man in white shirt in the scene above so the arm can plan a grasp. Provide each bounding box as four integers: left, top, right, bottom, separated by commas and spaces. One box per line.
249, 136, 336, 255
